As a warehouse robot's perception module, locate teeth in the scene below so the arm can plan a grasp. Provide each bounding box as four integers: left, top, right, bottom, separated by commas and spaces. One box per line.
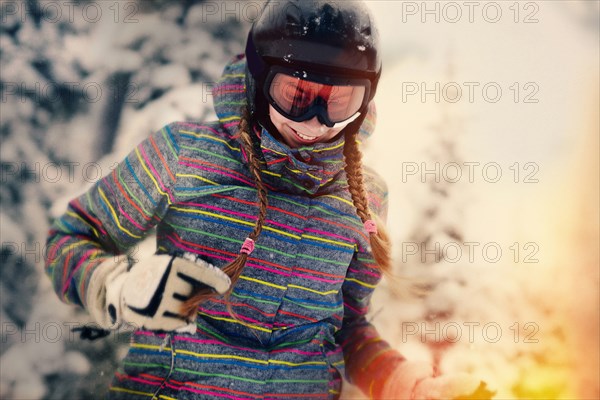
296, 131, 316, 141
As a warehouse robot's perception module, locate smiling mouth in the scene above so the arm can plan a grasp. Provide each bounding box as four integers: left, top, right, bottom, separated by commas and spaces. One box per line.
291, 128, 320, 143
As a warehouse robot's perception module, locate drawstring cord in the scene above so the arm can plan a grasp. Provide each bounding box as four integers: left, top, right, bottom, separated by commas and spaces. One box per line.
151, 332, 175, 400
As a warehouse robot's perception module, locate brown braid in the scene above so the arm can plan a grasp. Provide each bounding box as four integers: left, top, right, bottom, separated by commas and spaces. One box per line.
343, 132, 392, 274
181, 107, 269, 318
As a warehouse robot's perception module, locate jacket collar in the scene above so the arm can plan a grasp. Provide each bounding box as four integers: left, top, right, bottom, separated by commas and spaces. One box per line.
254, 125, 346, 195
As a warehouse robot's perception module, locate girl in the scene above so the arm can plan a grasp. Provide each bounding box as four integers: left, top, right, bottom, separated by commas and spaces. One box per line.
45, 1, 491, 399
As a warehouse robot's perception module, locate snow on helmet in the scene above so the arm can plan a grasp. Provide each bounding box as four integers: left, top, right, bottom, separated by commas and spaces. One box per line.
245, 0, 381, 135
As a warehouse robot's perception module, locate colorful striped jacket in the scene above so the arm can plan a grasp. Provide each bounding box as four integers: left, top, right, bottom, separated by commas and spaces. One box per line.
45, 55, 403, 399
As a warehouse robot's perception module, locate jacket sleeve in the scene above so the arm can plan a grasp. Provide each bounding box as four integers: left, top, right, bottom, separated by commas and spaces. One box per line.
44, 123, 181, 309
335, 167, 407, 398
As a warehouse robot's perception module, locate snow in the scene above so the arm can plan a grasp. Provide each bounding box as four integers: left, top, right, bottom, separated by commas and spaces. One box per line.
63, 351, 92, 375
0, 339, 56, 399
0, 212, 26, 245
151, 63, 192, 89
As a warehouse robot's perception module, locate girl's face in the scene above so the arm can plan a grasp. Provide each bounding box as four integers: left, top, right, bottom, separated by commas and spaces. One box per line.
269, 105, 346, 148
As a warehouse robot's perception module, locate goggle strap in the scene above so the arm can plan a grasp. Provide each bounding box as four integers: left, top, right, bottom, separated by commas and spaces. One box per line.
331, 112, 361, 129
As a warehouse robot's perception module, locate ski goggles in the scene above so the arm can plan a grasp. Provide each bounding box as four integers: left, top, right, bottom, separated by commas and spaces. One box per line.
264, 67, 371, 128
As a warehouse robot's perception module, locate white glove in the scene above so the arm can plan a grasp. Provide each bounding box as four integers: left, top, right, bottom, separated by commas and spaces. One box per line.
379, 361, 485, 400
87, 253, 231, 334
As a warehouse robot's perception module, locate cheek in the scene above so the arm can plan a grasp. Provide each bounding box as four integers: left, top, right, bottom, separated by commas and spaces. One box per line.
325, 127, 344, 139
269, 108, 288, 131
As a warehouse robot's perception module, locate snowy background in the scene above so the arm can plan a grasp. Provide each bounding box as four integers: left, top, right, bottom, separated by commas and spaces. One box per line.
0, 1, 598, 399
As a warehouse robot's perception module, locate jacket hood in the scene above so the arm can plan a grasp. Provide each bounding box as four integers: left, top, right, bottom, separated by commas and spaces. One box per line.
212, 54, 377, 196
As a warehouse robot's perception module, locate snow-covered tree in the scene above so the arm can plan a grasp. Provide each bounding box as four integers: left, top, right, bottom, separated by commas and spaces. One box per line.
1, 1, 248, 397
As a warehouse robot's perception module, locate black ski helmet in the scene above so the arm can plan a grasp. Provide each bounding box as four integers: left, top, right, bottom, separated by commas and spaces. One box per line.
245, 0, 382, 137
